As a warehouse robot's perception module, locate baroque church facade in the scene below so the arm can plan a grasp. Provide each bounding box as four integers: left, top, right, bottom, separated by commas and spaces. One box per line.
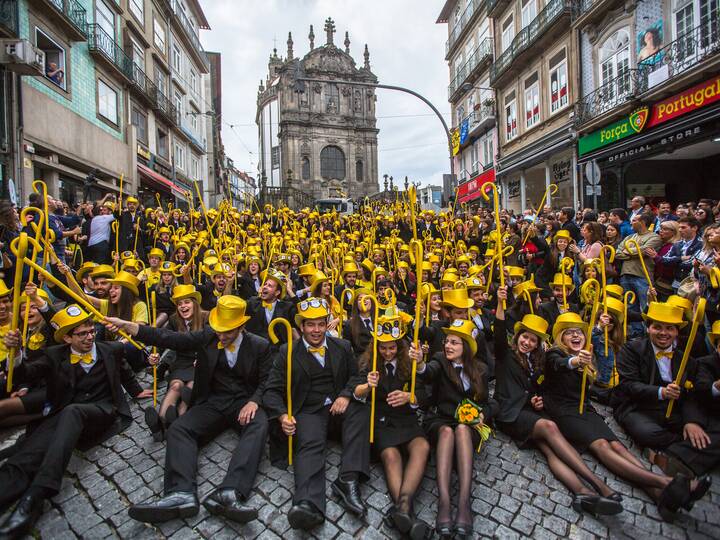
256, 18, 380, 201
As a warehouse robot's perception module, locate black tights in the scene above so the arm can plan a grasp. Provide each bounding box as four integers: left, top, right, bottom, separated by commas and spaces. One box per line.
532, 419, 613, 497
435, 424, 474, 525
380, 437, 430, 513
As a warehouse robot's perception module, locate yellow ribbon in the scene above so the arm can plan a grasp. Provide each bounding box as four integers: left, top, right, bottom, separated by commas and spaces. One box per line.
307, 346, 326, 357
70, 353, 93, 365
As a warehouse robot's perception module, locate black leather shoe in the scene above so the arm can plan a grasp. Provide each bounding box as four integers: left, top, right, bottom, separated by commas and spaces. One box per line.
382, 505, 396, 529
144, 408, 164, 442
0, 493, 44, 540
573, 494, 623, 516
287, 501, 324, 530
658, 474, 691, 523
409, 518, 432, 540
684, 475, 712, 511
128, 491, 199, 523
331, 478, 364, 516
202, 488, 258, 524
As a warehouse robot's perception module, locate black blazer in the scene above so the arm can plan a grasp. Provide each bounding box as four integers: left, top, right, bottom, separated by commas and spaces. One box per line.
538, 301, 580, 331
245, 297, 296, 343
238, 274, 262, 300
359, 357, 428, 423
420, 320, 494, 374
612, 337, 700, 423
542, 347, 592, 417
343, 319, 373, 356
693, 353, 720, 423
135, 325, 271, 406
263, 336, 359, 420
118, 210, 146, 257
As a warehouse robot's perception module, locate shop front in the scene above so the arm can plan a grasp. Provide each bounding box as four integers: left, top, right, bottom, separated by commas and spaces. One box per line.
457, 167, 496, 206
137, 162, 190, 210
577, 75, 720, 208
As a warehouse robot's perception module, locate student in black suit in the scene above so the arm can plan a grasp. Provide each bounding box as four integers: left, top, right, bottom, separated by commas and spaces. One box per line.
263, 297, 369, 531
355, 314, 430, 539
546, 311, 709, 523
538, 273, 580, 331
0, 305, 150, 538
416, 320, 497, 539
343, 288, 375, 356
333, 262, 360, 315
245, 269, 296, 345
612, 303, 720, 478
691, 321, 720, 474
106, 295, 271, 526
494, 287, 621, 516
193, 263, 237, 310
117, 196, 146, 259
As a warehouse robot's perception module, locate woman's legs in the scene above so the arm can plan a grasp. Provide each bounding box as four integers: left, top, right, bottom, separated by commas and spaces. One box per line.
380, 447, 403, 503
453, 424, 475, 525
435, 426, 454, 524
177, 381, 193, 416
159, 379, 184, 418
0, 397, 26, 422
397, 437, 430, 512
535, 440, 593, 495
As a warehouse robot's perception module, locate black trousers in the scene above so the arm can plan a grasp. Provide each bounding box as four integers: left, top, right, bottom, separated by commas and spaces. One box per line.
293, 401, 370, 514
163, 398, 268, 497
87, 240, 111, 265
0, 404, 114, 508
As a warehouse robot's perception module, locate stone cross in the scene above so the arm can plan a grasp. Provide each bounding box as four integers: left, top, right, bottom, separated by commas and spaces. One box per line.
324, 17, 336, 45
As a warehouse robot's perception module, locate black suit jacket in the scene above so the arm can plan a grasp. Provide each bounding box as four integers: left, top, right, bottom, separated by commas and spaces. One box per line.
118, 211, 146, 256
135, 325, 271, 406
263, 336, 359, 420
538, 301, 580, 331
245, 297, 296, 343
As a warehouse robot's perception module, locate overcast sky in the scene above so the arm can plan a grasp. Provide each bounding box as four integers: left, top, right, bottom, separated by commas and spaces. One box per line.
201, 0, 451, 189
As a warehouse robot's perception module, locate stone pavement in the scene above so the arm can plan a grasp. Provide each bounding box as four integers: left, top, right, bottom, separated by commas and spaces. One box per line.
0, 372, 718, 540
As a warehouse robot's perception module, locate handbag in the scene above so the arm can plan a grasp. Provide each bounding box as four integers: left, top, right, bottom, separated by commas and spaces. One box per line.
677, 276, 699, 301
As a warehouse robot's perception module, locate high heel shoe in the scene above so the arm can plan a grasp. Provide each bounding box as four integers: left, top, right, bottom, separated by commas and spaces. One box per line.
392, 495, 414, 533
658, 473, 691, 523
683, 475, 712, 511
454, 521, 474, 538
435, 519, 452, 538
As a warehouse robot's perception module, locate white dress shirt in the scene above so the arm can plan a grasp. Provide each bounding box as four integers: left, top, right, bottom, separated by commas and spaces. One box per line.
652, 344, 674, 400
222, 332, 245, 369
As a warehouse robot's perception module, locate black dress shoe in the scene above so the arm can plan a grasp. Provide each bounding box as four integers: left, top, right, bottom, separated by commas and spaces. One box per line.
144, 408, 164, 442
287, 501, 324, 530
0, 493, 44, 540
202, 488, 258, 524
164, 405, 178, 426
128, 491, 199, 523
658, 474, 691, 523
606, 491, 623, 502
684, 475, 712, 511
331, 478, 364, 516
382, 505, 396, 529
572, 494, 623, 516
409, 519, 432, 540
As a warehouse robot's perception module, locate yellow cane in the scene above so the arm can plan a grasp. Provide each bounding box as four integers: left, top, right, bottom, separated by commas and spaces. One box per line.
112, 221, 120, 273
151, 290, 158, 407
623, 291, 636, 340
19, 208, 45, 348
410, 239, 423, 403
133, 216, 141, 255
5, 233, 29, 391
367, 292, 380, 443
31, 181, 51, 268
521, 183, 558, 245
599, 245, 616, 357
666, 297, 706, 418
118, 173, 124, 218
481, 183, 505, 309
268, 318, 294, 465
523, 289, 535, 315
580, 278, 601, 414
559, 257, 574, 312
625, 238, 653, 288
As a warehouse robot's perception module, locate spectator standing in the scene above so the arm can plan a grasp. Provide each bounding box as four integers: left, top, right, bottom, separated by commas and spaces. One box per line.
645, 221, 680, 300
662, 217, 702, 291
558, 207, 581, 242
86, 194, 116, 265
609, 209, 633, 239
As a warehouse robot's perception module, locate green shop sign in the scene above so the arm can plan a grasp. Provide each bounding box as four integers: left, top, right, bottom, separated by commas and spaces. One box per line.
578, 107, 649, 156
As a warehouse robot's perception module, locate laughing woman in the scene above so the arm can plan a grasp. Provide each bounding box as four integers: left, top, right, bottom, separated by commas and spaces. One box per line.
494, 287, 621, 515
416, 320, 497, 539
544, 313, 706, 521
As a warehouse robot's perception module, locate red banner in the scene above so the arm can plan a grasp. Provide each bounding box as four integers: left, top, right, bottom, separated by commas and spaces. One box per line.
648, 75, 720, 128
458, 168, 495, 204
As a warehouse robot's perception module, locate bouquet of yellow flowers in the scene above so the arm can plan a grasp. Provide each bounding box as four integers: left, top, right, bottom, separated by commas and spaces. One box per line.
454, 398, 493, 453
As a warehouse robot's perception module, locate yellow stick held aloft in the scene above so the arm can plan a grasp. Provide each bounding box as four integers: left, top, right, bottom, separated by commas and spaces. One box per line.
410, 240, 423, 403
268, 318, 294, 465
151, 290, 158, 407
522, 183, 558, 245
481, 183, 505, 309
367, 292, 380, 443
626, 238, 653, 288
580, 279, 601, 414
6, 233, 29, 392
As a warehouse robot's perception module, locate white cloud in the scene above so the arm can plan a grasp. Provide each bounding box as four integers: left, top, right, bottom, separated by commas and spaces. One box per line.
201, 0, 451, 190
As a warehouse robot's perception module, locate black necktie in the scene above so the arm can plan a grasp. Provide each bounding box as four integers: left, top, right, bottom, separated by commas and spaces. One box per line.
385, 363, 395, 378
454, 365, 463, 379
364, 319, 372, 331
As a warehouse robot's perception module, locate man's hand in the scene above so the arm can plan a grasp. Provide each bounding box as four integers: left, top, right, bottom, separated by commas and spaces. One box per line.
386, 390, 410, 408
280, 413, 296, 436
135, 389, 154, 399
147, 353, 160, 366
576, 349, 593, 368
661, 383, 682, 400
238, 401, 259, 425
683, 422, 711, 449
3, 329, 21, 349
329, 396, 350, 415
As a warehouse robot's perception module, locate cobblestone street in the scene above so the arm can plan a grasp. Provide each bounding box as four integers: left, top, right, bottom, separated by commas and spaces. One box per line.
1, 372, 718, 539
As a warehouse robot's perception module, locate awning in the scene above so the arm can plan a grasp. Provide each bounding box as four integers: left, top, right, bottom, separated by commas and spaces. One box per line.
138, 163, 188, 200
458, 168, 495, 204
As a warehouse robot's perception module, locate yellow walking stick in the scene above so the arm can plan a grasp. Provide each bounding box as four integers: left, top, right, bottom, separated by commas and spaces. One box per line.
523, 289, 535, 315
31, 181, 51, 268
580, 278, 601, 414
118, 173, 124, 218
268, 318, 294, 465
599, 245, 616, 357
133, 216, 141, 255
481, 183, 505, 309
522, 183, 558, 245
367, 292, 380, 443
625, 238, 653, 288
623, 291, 636, 340
666, 298, 706, 418
410, 239, 423, 403
5, 233, 29, 392
151, 290, 158, 407
19, 208, 45, 349
112, 221, 120, 273
559, 257, 574, 312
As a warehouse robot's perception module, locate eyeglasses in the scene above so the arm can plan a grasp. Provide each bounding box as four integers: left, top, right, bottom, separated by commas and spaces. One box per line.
72, 328, 96, 339
563, 328, 584, 337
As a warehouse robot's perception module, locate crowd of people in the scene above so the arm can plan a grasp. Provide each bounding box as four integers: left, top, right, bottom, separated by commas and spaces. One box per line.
0, 189, 717, 539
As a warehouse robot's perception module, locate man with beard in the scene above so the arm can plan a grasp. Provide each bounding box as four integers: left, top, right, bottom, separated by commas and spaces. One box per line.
245, 269, 296, 345
118, 196, 146, 259
197, 263, 236, 310
334, 262, 359, 315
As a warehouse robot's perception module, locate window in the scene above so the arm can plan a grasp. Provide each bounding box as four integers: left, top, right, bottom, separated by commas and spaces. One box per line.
172, 44, 181, 73
131, 107, 147, 143
502, 15, 514, 52
129, 0, 144, 23
524, 73, 540, 128
190, 69, 198, 94
356, 160, 363, 182
672, 0, 719, 58
96, 0, 115, 40
173, 90, 182, 119
320, 146, 346, 180
549, 50, 568, 113
302, 157, 310, 180
481, 133, 494, 168
190, 155, 199, 180
174, 142, 185, 170
505, 91, 517, 141
325, 84, 339, 112
155, 68, 167, 94
157, 127, 169, 158
189, 108, 198, 131
153, 18, 165, 52
470, 142, 478, 173
97, 79, 118, 125
35, 28, 66, 90
521, 0, 537, 29
456, 105, 465, 126
599, 30, 631, 97
130, 36, 144, 68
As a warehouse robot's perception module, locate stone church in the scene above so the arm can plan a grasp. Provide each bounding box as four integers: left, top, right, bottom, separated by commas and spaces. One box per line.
256, 18, 379, 201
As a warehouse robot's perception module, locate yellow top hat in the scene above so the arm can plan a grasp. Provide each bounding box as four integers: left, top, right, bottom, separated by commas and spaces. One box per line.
707, 320, 720, 346
89, 264, 115, 280
605, 284, 624, 299
50, 304, 93, 342
582, 258, 600, 270
506, 266, 526, 279
341, 262, 360, 276
642, 302, 687, 328
419, 282, 439, 298
76, 262, 98, 283
295, 297, 331, 327
210, 263, 232, 278
310, 271, 331, 295
554, 229, 571, 241
552, 312, 588, 342
442, 319, 479, 356
456, 255, 471, 266
208, 295, 250, 332
666, 295, 693, 320
440, 271, 459, 287
171, 284, 201, 305
298, 263, 317, 277
102, 201, 115, 211
420, 261, 433, 273
126, 196, 139, 205
147, 248, 165, 260
441, 288, 474, 309
159, 261, 178, 274
604, 296, 626, 322
549, 273, 575, 291
361, 258, 376, 274
158, 227, 171, 234
469, 245, 480, 253
514, 314, 550, 341
108, 270, 141, 297
122, 258, 145, 272
261, 269, 287, 299
374, 314, 405, 342
513, 276, 541, 298
465, 276, 485, 290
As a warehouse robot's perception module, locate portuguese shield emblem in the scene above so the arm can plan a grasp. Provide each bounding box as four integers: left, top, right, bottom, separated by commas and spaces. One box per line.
629, 107, 649, 133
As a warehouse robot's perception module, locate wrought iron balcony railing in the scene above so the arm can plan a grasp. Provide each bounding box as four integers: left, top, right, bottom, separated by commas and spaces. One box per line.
153, 86, 179, 127
171, 0, 210, 70
571, 0, 602, 20
490, 0, 571, 84
574, 69, 645, 125
129, 63, 159, 107
445, 0, 484, 57
448, 38, 494, 101
48, 0, 88, 38
0, 0, 18, 36
87, 24, 132, 81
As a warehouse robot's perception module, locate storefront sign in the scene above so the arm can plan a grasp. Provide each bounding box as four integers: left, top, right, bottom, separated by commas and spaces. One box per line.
137, 144, 151, 160
458, 168, 495, 204
647, 75, 720, 127
552, 159, 572, 183
578, 107, 649, 156
605, 125, 702, 164
452, 129, 460, 156
459, 118, 469, 145
507, 179, 520, 200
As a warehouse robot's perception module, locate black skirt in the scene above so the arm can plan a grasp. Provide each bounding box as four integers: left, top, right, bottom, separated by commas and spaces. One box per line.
553, 410, 618, 452
373, 415, 426, 454
496, 407, 548, 448
423, 413, 481, 448
168, 366, 194, 383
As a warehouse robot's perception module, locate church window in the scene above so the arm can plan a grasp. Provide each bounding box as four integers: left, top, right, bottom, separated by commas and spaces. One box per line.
326, 84, 339, 112
320, 146, 346, 180
356, 160, 363, 181
302, 157, 310, 180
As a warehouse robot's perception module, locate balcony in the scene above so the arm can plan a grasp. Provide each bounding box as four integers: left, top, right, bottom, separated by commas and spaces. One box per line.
571, 0, 624, 28
468, 103, 497, 136
170, 0, 210, 73
445, 0, 485, 59
128, 64, 159, 108
448, 37, 494, 102
87, 24, 132, 83
490, 0, 572, 86
0, 0, 18, 37
575, 20, 720, 129
153, 86, 179, 127
487, 0, 513, 18
40, 0, 88, 41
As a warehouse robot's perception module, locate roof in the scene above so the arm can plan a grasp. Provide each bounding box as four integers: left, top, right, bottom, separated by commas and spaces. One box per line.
186, 0, 211, 29
436, 0, 457, 23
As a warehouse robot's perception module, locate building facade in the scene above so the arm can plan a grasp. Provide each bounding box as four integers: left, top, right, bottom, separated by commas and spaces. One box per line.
256, 17, 379, 201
